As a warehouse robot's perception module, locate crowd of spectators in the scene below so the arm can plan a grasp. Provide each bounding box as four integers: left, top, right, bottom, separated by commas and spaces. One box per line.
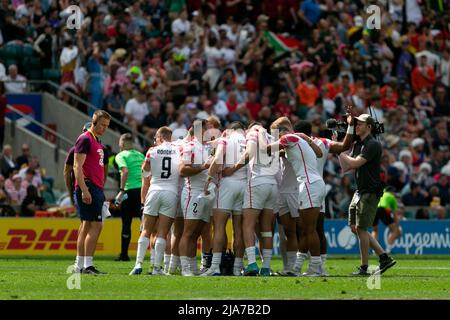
0, 0, 449, 218
0, 143, 54, 216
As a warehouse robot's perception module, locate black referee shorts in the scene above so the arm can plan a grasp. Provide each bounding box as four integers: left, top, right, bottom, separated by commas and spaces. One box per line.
121, 188, 142, 218
372, 207, 395, 227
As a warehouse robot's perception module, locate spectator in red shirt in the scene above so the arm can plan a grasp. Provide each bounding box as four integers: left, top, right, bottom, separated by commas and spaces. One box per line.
381, 86, 398, 110
411, 55, 436, 94
245, 91, 261, 120
274, 91, 294, 118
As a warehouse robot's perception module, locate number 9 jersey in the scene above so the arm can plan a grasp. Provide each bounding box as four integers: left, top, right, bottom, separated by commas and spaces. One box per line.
145, 141, 181, 195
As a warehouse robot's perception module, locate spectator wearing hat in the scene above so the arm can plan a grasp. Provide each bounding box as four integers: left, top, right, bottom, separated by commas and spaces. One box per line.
415, 162, 434, 189
409, 137, 426, 167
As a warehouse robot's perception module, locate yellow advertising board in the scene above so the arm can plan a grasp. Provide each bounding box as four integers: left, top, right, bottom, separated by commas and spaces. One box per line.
0, 218, 233, 256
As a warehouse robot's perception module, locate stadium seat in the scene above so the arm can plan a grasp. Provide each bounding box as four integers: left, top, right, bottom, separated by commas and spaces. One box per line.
23, 57, 41, 70
21, 44, 35, 58
43, 68, 61, 83
5, 58, 18, 69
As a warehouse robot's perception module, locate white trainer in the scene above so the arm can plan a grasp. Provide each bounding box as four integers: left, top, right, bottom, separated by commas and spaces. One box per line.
152, 267, 171, 276
200, 267, 221, 276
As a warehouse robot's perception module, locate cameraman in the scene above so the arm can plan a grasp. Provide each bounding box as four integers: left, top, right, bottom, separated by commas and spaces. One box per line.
338, 114, 396, 276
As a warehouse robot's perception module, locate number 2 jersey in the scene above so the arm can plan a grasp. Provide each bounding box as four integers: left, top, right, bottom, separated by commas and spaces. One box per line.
145, 141, 181, 195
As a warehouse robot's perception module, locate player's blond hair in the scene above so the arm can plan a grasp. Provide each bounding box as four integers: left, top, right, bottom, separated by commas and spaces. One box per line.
156, 126, 172, 141
271, 117, 292, 130
92, 110, 112, 125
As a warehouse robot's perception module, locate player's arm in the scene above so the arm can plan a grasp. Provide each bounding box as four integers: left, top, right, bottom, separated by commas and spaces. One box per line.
63, 163, 74, 205
222, 142, 251, 177
179, 162, 208, 177
267, 140, 285, 154
73, 152, 90, 204
204, 142, 226, 192
297, 133, 323, 158
141, 160, 151, 205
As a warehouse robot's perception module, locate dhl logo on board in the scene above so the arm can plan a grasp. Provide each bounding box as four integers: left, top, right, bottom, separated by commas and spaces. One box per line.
0, 218, 234, 255
0, 218, 130, 255
1, 229, 79, 250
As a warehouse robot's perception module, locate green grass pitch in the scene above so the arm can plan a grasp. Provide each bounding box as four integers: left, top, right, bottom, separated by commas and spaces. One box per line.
0, 256, 449, 300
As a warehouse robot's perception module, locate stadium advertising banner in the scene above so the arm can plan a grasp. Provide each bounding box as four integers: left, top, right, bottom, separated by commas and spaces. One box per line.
322, 220, 450, 255
6, 94, 43, 135
0, 219, 449, 255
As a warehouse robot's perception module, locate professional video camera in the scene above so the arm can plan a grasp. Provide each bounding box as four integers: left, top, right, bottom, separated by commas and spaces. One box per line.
326, 106, 384, 139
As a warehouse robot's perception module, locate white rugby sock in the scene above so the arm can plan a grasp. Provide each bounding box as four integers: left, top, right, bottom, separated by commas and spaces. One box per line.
293, 252, 308, 273
190, 256, 198, 273
262, 249, 272, 269
164, 254, 171, 271
233, 257, 243, 269
180, 256, 190, 273
150, 248, 155, 266
75, 256, 84, 270
211, 252, 222, 269
135, 236, 149, 268
169, 255, 180, 272
245, 246, 256, 265
287, 251, 297, 271
310, 256, 322, 273
154, 237, 166, 269
84, 256, 93, 269
321, 254, 327, 268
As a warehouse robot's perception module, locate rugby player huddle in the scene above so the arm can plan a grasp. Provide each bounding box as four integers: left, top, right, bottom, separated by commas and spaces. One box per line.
130, 112, 354, 277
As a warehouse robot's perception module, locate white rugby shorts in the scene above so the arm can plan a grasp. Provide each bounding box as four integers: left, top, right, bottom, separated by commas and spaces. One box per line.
243, 183, 278, 211
143, 190, 178, 218
299, 180, 326, 210
278, 193, 300, 218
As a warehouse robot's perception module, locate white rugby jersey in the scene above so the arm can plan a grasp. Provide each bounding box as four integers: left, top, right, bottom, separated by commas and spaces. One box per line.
246, 129, 279, 187
181, 138, 210, 192
145, 141, 181, 194
278, 157, 299, 193
218, 131, 247, 182
312, 137, 331, 176
173, 138, 186, 194
278, 133, 322, 185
